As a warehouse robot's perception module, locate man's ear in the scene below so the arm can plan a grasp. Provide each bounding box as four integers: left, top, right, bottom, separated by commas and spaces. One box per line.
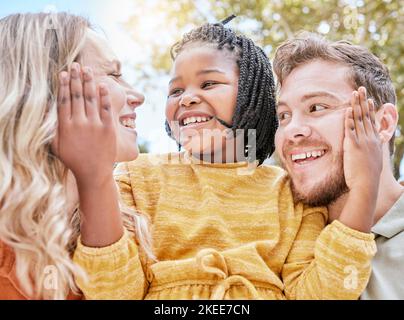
376, 103, 398, 143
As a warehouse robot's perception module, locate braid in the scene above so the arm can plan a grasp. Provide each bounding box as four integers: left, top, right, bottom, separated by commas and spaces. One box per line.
167, 18, 278, 165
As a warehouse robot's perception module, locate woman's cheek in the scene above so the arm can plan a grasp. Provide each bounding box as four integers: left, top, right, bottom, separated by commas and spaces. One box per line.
110, 87, 127, 116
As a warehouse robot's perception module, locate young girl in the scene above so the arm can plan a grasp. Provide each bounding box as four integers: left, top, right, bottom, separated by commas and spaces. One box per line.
66, 18, 380, 299
0, 12, 146, 299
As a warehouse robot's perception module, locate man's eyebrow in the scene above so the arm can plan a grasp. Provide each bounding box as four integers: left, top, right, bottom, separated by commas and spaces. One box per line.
301, 91, 341, 102
276, 101, 288, 110
277, 91, 347, 110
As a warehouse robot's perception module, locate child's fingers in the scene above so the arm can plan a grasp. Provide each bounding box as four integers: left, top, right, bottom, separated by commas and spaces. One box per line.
358, 87, 370, 135
82, 67, 99, 121
99, 84, 113, 125
57, 71, 71, 122
345, 106, 357, 142
70, 63, 86, 120
352, 91, 365, 137
368, 98, 378, 135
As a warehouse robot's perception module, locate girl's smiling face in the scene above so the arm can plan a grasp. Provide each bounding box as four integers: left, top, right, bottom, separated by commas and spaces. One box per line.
166, 44, 240, 161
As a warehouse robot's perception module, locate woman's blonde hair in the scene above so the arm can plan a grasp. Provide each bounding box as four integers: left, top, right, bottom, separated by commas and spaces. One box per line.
0, 12, 153, 299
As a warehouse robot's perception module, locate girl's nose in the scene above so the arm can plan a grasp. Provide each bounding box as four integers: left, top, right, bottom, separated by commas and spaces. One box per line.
180, 94, 201, 107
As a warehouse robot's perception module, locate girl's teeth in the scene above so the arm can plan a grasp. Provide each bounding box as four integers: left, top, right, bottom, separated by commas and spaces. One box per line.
183, 116, 213, 126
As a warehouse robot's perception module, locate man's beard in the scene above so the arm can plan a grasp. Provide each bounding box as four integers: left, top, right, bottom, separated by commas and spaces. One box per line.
287, 152, 349, 207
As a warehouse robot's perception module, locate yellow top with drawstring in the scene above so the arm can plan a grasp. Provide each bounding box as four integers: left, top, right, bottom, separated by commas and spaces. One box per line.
73, 153, 376, 300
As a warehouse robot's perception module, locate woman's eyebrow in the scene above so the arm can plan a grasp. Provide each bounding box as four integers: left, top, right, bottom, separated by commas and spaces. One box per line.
111, 60, 122, 72
103, 59, 121, 72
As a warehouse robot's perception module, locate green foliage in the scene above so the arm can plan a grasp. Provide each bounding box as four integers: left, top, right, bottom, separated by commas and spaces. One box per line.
126, 0, 404, 176
138, 140, 150, 153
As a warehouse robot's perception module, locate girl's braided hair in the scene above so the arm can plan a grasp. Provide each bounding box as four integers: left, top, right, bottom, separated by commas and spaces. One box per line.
166, 15, 278, 165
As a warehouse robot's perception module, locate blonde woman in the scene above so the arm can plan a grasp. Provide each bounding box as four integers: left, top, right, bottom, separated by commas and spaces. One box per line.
0, 12, 149, 299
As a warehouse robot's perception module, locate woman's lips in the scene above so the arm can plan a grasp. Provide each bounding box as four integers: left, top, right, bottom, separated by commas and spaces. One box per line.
119, 113, 137, 134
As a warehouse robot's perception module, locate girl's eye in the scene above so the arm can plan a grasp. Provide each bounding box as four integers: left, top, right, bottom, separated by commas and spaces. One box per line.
168, 88, 183, 97
277, 111, 291, 122
201, 81, 218, 89
309, 104, 327, 112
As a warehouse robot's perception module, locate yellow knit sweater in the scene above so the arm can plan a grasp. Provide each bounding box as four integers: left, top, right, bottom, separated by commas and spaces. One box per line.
73, 153, 376, 300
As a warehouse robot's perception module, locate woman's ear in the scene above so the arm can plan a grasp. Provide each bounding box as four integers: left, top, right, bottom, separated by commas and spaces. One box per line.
376, 103, 398, 143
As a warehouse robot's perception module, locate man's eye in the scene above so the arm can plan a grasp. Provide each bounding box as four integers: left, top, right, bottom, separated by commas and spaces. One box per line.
201, 81, 218, 89
168, 88, 183, 97
309, 104, 327, 112
278, 112, 291, 121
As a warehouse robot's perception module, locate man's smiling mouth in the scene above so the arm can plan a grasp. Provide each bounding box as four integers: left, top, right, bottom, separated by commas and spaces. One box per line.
291, 149, 327, 164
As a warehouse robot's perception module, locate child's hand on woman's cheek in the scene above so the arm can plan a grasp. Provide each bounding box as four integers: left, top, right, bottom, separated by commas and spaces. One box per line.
52, 62, 116, 186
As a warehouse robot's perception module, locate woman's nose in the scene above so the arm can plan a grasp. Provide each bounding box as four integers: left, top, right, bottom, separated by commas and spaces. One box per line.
127, 91, 145, 109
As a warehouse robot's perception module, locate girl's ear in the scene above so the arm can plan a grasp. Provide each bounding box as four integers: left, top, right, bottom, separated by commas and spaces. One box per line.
376, 103, 398, 143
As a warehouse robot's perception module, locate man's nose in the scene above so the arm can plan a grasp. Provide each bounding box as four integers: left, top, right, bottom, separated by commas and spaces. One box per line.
284, 115, 312, 141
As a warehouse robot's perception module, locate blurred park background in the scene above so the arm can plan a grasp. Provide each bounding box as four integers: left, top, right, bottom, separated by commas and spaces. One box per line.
1, 0, 403, 176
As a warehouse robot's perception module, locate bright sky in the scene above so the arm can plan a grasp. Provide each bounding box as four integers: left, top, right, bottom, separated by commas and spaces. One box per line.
0, 0, 178, 153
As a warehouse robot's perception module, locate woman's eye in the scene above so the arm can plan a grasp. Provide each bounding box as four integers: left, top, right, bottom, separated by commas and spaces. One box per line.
168, 88, 183, 97
201, 81, 218, 89
309, 104, 327, 112
109, 73, 122, 80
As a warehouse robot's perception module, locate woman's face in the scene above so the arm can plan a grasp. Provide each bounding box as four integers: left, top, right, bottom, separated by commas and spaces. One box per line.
166, 44, 239, 161
79, 29, 145, 162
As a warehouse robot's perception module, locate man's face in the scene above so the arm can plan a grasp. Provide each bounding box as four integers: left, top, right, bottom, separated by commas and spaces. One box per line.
275, 59, 355, 206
